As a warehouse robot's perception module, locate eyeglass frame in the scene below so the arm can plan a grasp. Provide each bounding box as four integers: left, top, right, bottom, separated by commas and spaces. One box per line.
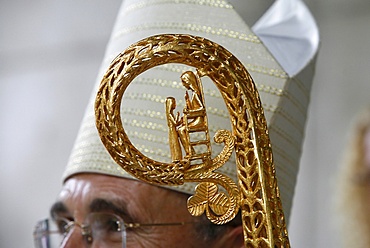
33, 212, 200, 248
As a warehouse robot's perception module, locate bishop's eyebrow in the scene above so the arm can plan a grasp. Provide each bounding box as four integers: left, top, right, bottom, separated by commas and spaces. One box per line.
89, 198, 135, 222
50, 201, 69, 219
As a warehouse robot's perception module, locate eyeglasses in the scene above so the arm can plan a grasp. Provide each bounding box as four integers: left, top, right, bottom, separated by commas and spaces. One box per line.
33, 212, 198, 248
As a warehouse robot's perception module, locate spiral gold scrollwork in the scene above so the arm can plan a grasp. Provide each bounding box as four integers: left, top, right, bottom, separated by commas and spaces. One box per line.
95, 34, 290, 247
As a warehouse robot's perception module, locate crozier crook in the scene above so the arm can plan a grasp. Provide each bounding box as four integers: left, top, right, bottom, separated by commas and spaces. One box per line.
95, 34, 290, 247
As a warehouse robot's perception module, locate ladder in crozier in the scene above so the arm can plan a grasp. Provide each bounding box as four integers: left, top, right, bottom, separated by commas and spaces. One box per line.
182, 77, 212, 169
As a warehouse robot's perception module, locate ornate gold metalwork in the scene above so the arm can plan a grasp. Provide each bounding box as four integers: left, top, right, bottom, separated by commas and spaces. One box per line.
95, 34, 290, 247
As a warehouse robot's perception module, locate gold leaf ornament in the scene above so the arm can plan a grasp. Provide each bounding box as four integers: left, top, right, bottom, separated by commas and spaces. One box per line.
188, 182, 230, 217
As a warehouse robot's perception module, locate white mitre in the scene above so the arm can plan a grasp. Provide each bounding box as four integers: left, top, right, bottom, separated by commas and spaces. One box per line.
63, 0, 319, 224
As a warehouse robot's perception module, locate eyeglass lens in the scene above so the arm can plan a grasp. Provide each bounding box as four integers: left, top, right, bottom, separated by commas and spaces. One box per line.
33, 213, 126, 248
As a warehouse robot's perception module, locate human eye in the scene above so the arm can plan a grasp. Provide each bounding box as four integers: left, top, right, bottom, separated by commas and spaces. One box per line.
53, 217, 72, 236
104, 217, 121, 232
90, 213, 123, 243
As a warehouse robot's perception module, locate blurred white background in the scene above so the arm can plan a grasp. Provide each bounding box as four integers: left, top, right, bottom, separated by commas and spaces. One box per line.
1, 1, 370, 247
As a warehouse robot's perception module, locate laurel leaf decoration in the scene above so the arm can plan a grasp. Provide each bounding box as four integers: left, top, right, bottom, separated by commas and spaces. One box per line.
187, 191, 207, 217
209, 190, 230, 215
187, 182, 230, 217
